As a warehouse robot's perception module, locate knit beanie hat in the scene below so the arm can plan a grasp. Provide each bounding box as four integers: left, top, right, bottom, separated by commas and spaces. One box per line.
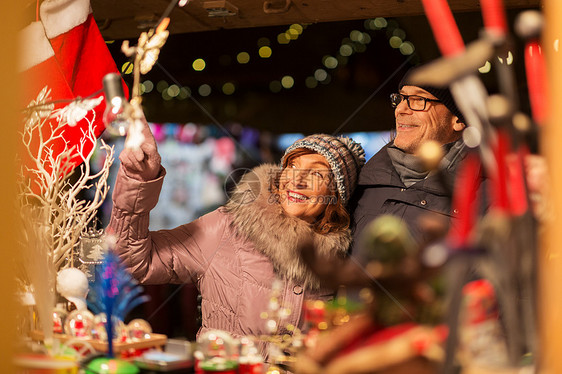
281, 134, 366, 205
399, 69, 465, 124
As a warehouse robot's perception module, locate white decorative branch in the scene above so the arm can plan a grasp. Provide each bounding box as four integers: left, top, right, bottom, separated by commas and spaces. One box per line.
18, 87, 114, 279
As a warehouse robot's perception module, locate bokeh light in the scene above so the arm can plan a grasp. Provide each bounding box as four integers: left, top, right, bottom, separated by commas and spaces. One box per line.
161, 89, 172, 101
374, 17, 388, 29
141, 80, 154, 93
478, 61, 491, 74
167, 84, 180, 97
354, 43, 367, 53
121, 61, 133, 74
350, 30, 364, 43
362, 33, 371, 44
389, 36, 402, 48
290, 24, 303, 34
237, 52, 250, 64
192, 58, 206, 71
305, 76, 318, 88
323, 56, 338, 69
277, 33, 290, 44
314, 69, 328, 82
178, 87, 191, 99
287, 29, 299, 40
399, 41, 415, 55
393, 28, 407, 40
259, 46, 272, 58
156, 80, 168, 93
269, 81, 282, 93
222, 82, 236, 95
281, 75, 295, 89
339, 44, 354, 57
198, 84, 212, 96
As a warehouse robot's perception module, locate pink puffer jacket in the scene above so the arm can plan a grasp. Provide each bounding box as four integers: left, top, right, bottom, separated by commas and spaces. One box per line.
108, 164, 351, 358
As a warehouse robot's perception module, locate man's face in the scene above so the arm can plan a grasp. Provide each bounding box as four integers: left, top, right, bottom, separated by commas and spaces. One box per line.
393, 85, 465, 154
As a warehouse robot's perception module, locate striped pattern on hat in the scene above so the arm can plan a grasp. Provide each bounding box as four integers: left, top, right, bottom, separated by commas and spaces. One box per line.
281, 134, 366, 205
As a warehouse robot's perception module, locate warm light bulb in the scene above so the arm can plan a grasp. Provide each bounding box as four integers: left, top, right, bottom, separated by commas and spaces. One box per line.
102, 73, 131, 136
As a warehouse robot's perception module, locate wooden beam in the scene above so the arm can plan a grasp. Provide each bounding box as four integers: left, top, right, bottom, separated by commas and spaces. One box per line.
92, 0, 541, 39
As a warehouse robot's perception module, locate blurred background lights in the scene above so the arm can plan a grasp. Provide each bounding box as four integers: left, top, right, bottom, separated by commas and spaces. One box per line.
237, 52, 250, 64
259, 46, 272, 58
156, 80, 168, 93
198, 84, 212, 97
305, 76, 318, 89
555, 39, 560, 52
192, 58, 206, 71
350, 30, 364, 43
161, 89, 172, 101
121, 61, 133, 74
399, 41, 415, 55
507, 51, 514, 65
478, 60, 492, 73
178, 87, 191, 99
392, 28, 407, 40
257, 37, 270, 47
167, 84, 180, 98
287, 29, 299, 40
222, 82, 236, 95
497, 51, 513, 65
374, 17, 388, 29
281, 75, 295, 89
314, 68, 328, 82
365, 19, 377, 30
323, 56, 338, 69
354, 43, 367, 53
141, 80, 154, 93
290, 24, 303, 34
339, 44, 354, 57
389, 36, 403, 48
361, 33, 372, 44
277, 33, 290, 44
269, 80, 282, 93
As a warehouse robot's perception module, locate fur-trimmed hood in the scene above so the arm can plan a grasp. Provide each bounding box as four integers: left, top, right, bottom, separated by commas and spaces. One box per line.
224, 164, 351, 289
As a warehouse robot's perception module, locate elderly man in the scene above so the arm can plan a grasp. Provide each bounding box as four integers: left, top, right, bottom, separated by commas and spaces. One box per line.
350, 73, 472, 250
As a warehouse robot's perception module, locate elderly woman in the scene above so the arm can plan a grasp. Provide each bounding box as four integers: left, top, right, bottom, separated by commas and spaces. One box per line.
108, 125, 365, 357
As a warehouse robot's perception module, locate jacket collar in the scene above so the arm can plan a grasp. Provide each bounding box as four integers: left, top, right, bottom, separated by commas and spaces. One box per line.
358, 141, 465, 196
224, 164, 351, 289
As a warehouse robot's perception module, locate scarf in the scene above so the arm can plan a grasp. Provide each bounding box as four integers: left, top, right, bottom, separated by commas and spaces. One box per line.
388, 139, 466, 187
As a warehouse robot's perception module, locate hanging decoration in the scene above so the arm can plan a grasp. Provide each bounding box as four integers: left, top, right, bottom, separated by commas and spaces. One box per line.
18, 0, 127, 176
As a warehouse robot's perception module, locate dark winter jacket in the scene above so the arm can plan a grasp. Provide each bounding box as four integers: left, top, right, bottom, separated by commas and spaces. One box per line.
350, 142, 485, 257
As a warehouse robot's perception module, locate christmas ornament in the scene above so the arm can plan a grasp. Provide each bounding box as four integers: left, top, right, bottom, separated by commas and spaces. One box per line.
197, 330, 238, 373
127, 319, 152, 341
64, 309, 95, 338
57, 267, 89, 311
18, 0, 127, 175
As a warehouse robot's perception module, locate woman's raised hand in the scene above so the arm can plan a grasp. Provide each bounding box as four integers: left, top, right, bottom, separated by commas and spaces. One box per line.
119, 119, 162, 181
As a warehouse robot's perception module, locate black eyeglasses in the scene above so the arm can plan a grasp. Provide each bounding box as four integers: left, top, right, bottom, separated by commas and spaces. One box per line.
390, 93, 441, 111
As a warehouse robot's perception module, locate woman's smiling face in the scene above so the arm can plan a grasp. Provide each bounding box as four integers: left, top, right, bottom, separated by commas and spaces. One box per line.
278, 152, 335, 223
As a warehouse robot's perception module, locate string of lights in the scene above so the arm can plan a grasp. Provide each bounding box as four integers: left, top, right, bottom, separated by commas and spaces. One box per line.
117, 17, 420, 102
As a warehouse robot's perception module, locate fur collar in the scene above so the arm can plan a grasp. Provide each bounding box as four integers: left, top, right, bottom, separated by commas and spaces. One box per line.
224, 164, 351, 289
